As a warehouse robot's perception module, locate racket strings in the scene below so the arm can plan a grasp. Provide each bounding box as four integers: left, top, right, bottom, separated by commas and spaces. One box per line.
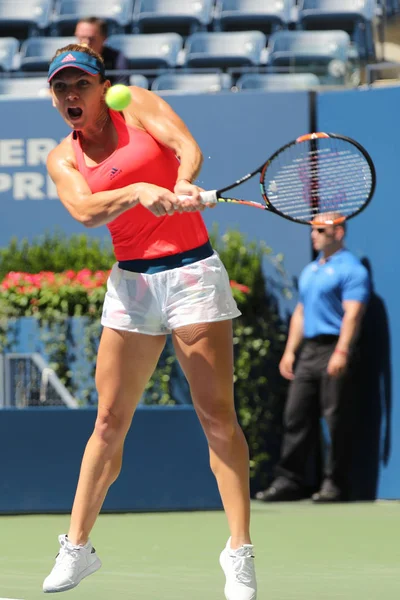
263, 138, 373, 222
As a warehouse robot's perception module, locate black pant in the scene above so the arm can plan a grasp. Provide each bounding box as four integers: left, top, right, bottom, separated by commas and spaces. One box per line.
276, 337, 354, 496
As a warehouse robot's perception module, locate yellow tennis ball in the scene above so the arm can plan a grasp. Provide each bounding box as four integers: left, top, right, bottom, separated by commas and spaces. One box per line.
105, 85, 132, 111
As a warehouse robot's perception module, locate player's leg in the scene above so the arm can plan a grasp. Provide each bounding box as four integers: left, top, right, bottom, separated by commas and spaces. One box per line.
43, 327, 166, 593
173, 321, 249, 547
165, 250, 255, 598
69, 327, 166, 543
172, 320, 256, 600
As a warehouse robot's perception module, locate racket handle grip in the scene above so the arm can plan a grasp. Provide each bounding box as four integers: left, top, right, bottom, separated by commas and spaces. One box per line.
177, 190, 218, 205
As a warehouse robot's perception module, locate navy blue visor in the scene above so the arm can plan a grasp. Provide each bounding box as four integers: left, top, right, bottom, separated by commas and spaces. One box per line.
48, 50, 105, 82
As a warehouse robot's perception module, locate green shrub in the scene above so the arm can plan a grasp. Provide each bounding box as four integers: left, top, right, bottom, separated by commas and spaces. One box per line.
0, 232, 114, 280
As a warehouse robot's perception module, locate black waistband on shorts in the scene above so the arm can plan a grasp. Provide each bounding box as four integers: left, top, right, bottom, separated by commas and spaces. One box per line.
118, 240, 213, 274
304, 334, 340, 344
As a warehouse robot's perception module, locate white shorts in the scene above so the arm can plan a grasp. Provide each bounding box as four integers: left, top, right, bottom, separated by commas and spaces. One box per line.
101, 252, 241, 335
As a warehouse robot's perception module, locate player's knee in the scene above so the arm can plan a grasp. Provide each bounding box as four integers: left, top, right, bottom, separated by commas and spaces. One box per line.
199, 406, 238, 443
94, 407, 130, 447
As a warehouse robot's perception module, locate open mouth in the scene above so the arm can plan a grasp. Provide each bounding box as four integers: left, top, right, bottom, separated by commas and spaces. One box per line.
67, 107, 83, 120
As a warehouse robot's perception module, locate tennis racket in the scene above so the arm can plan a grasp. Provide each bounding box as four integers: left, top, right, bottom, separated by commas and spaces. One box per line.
180, 133, 376, 225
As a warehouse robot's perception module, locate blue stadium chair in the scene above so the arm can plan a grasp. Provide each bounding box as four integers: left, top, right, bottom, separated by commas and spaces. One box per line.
133, 0, 214, 35
214, 0, 293, 34
384, 0, 400, 16
51, 0, 134, 36
0, 38, 19, 72
107, 33, 183, 69
266, 30, 357, 85
184, 31, 266, 68
0, 77, 50, 97
19, 37, 76, 72
297, 0, 376, 60
0, 0, 52, 39
151, 73, 232, 93
236, 72, 320, 90
129, 74, 149, 88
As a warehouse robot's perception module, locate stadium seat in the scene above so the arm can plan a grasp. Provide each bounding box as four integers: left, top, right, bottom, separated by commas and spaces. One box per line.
129, 74, 149, 88
0, 38, 19, 72
133, 0, 214, 35
236, 72, 320, 90
0, 0, 52, 40
50, 0, 134, 36
151, 73, 232, 93
184, 31, 266, 68
266, 30, 358, 85
297, 0, 376, 60
0, 77, 50, 97
19, 37, 76, 72
384, 0, 400, 17
107, 33, 183, 69
214, 0, 293, 34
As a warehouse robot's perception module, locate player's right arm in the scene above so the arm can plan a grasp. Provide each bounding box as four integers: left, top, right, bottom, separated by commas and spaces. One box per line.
279, 303, 304, 380
47, 140, 178, 226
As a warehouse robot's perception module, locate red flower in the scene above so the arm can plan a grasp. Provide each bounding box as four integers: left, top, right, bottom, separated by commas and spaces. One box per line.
230, 280, 251, 294
1, 269, 111, 293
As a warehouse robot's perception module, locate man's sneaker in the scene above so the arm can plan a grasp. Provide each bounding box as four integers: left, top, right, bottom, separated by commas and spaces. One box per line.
220, 538, 257, 600
312, 478, 342, 503
43, 534, 102, 593
255, 477, 307, 502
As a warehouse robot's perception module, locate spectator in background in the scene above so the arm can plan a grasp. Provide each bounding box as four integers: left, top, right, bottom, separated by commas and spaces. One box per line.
256, 213, 370, 503
75, 17, 129, 85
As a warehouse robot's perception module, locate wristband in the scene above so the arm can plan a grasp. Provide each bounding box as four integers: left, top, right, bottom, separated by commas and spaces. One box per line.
334, 348, 348, 356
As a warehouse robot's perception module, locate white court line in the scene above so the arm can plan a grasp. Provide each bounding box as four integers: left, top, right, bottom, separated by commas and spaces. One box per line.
0, 597, 25, 599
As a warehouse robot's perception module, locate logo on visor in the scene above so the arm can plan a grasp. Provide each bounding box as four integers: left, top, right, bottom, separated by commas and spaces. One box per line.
61, 53, 77, 63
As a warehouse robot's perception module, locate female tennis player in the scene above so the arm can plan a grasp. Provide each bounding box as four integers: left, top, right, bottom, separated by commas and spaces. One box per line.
42, 44, 257, 600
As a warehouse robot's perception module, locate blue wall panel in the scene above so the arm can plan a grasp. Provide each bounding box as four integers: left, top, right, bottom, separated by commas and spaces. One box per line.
3, 88, 400, 501
0, 92, 312, 511
0, 407, 221, 513
317, 87, 398, 499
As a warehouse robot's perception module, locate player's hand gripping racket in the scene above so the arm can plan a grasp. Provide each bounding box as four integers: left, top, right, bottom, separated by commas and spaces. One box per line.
180, 133, 376, 224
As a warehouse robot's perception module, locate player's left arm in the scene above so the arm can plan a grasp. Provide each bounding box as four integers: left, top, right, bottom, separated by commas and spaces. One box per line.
125, 87, 203, 189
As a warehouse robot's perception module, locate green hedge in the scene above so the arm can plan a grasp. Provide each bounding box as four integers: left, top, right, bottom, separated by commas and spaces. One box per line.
0, 234, 114, 280
0, 231, 292, 492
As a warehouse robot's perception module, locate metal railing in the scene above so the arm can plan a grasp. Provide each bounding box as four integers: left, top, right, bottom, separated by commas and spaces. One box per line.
1, 353, 78, 408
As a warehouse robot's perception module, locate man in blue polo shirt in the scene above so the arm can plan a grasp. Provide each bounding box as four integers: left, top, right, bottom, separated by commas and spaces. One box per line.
257, 213, 370, 503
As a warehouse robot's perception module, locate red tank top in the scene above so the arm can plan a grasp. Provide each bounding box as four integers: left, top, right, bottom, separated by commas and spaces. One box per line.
71, 110, 209, 261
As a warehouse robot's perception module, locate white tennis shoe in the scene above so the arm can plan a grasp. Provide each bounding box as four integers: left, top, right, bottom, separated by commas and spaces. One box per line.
220, 538, 257, 600
43, 534, 101, 593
